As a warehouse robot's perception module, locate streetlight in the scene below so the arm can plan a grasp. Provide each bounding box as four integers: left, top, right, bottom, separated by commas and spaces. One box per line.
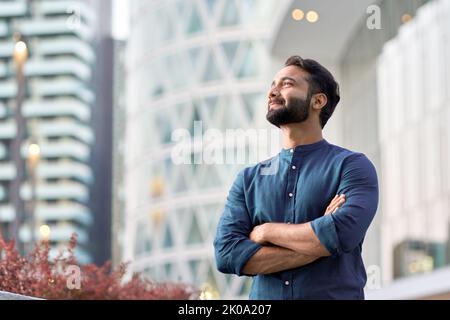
199, 283, 220, 300
39, 224, 51, 241
13, 40, 28, 66
27, 142, 40, 249
10, 33, 29, 252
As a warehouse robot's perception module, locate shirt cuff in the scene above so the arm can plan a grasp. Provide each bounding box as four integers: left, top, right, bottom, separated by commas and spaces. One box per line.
231, 240, 263, 276
311, 214, 340, 257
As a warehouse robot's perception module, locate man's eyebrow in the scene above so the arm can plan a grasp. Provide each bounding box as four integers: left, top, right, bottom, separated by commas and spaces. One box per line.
271, 77, 297, 86
280, 76, 297, 82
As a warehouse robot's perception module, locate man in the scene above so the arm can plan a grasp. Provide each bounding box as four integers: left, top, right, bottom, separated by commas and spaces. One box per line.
213, 56, 379, 299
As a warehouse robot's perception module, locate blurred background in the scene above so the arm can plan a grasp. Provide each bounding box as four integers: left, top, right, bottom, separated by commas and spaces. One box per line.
0, 0, 449, 299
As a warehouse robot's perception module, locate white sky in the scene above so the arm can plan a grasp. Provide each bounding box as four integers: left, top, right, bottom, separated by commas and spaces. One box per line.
112, 0, 130, 40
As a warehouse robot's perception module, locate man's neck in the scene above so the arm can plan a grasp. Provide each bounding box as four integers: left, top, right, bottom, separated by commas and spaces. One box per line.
280, 122, 323, 149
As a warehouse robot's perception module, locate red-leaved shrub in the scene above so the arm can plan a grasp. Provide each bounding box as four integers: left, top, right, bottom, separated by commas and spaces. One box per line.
0, 233, 199, 300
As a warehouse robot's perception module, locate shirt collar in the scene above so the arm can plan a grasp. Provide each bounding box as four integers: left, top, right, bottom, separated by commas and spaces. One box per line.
280, 139, 329, 159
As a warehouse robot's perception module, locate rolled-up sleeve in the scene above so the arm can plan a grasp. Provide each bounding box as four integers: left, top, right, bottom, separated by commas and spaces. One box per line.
214, 170, 262, 276
311, 153, 379, 256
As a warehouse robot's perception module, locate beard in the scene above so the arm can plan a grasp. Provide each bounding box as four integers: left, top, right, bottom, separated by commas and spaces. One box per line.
266, 94, 311, 127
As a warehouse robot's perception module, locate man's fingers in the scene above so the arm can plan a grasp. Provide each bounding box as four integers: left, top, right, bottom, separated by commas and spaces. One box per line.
333, 198, 345, 211
329, 194, 345, 208
326, 195, 339, 210
326, 194, 346, 214
332, 197, 346, 212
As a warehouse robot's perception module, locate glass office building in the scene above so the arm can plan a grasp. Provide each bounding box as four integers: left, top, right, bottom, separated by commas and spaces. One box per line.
124, 0, 290, 298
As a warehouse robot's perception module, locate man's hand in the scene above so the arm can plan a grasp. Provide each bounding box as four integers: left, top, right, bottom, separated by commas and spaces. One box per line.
324, 194, 345, 215
249, 224, 269, 245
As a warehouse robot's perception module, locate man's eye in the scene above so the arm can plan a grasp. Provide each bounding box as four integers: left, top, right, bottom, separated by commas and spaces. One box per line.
283, 82, 292, 86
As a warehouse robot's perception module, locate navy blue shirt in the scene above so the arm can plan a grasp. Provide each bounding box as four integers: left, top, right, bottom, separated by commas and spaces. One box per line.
214, 139, 379, 299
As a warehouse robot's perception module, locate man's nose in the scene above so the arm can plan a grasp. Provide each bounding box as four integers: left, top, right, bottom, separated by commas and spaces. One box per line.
268, 87, 280, 98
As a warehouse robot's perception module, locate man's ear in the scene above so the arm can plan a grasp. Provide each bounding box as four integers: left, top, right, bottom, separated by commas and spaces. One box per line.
312, 93, 327, 111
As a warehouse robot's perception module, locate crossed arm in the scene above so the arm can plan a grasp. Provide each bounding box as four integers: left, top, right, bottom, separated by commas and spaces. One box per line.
241, 195, 345, 275
215, 154, 379, 277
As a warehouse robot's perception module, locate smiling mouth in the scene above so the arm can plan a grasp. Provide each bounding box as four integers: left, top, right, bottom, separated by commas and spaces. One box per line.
269, 102, 284, 109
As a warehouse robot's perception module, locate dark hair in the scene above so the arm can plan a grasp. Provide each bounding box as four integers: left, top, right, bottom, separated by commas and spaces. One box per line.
284, 55, 340, 128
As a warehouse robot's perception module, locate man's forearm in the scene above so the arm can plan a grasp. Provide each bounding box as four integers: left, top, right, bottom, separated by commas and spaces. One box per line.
241, 245, 319, 275
247, 197, 344, 261
264, 222, 331, 257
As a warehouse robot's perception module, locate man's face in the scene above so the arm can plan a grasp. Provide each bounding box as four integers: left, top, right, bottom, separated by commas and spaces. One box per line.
266, 65, 312, 127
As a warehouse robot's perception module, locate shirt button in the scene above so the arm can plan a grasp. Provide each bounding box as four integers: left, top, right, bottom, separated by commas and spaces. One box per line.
290, 149, 293, 153
287, 222, 291, 224
292, 165, 296, 170
288, 193, 293, 198
285, 281, 290, 286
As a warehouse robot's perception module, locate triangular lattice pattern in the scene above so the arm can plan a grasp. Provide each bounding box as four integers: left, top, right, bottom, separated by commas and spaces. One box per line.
125, 0, 288, 299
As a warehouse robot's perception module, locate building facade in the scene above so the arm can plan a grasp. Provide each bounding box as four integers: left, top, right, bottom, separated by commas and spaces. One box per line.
371, 0, 450, 297
124, 0, 290, 298
112, 39, 126, 267
0, 0, 112, 264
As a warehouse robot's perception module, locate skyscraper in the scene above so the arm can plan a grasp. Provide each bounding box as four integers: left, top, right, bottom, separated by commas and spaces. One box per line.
112, 39, 126, 267
0, 0, 112, 265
